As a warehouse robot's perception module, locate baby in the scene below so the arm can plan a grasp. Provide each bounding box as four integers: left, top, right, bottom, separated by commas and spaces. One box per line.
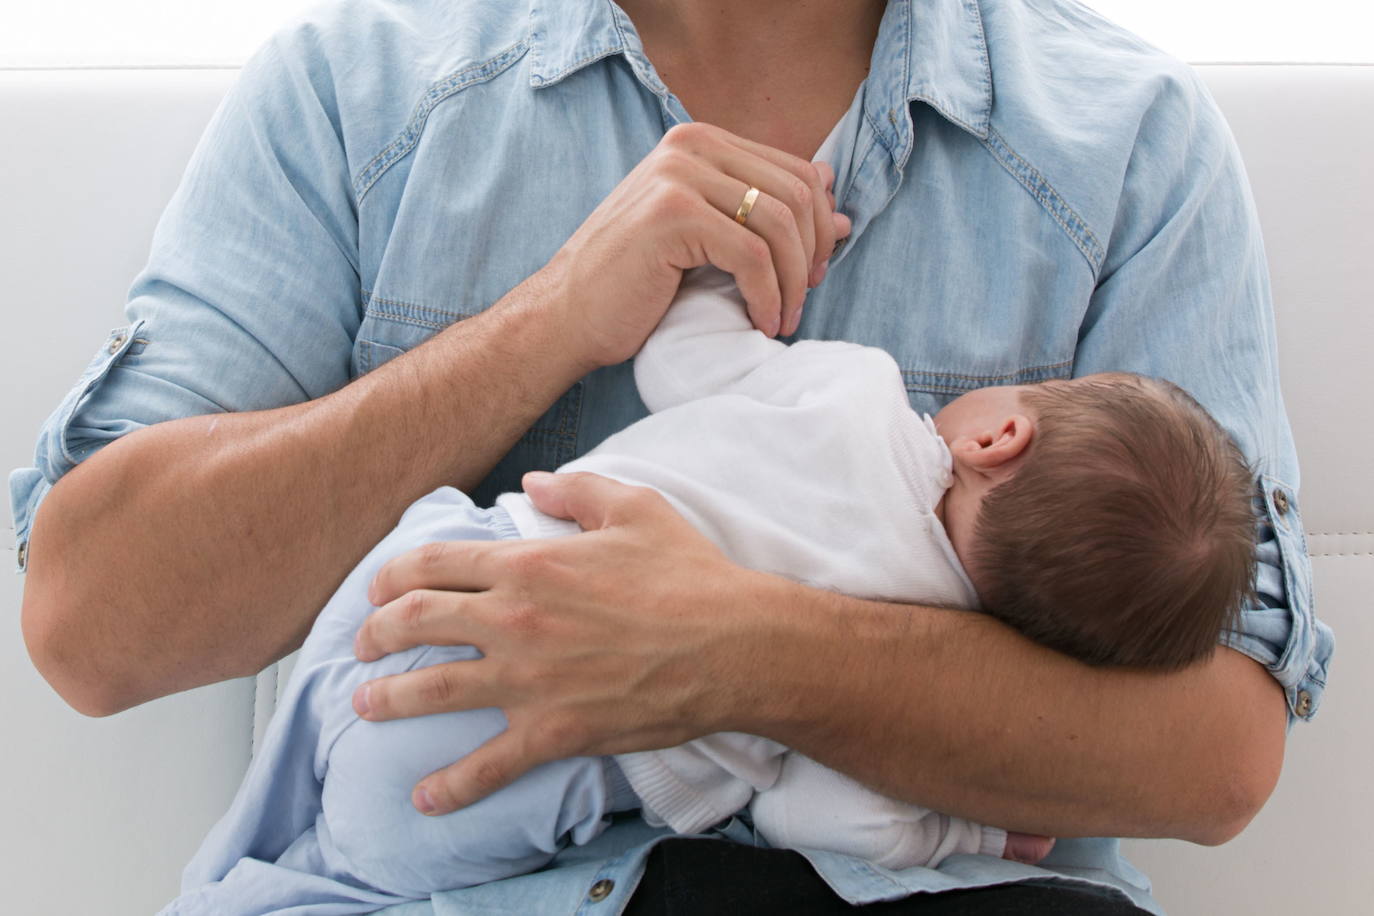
164, 267, 1256, 914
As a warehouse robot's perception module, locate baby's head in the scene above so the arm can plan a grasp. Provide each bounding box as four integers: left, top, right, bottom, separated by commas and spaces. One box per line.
934, 373, 1255, 669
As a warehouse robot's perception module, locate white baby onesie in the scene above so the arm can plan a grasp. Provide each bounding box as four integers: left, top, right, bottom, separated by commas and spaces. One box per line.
499, 265, 1006, 867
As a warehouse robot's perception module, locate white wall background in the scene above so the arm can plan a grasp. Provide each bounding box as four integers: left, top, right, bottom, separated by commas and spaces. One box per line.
1, 0, 1371, 69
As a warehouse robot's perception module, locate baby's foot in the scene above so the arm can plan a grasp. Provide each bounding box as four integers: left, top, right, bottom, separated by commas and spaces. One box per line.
1002, 831, 1055, 865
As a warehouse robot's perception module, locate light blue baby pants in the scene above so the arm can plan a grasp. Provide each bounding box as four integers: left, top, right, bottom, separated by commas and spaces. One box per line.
164, 487, 638, 915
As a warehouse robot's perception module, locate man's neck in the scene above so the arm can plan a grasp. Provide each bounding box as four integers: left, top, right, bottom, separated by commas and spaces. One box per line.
619, 0, 883, 61
616, 0, 886, 158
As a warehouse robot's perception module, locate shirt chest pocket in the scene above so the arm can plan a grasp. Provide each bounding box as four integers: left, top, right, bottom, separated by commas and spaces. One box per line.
805, 287, 1077, 418
352, 298, 584, 501
808, 234, 1084, 414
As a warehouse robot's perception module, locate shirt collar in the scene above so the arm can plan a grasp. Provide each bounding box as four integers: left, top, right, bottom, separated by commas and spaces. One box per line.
882, 0, 993, 143
526, 1, 636, 90
526, 1, 992, 146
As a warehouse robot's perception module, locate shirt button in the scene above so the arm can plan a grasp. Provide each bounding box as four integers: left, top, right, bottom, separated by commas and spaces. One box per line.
107, 334, 126, 354
16, 541, 27, 570
587, 878, 615, 902
1295, 690, 1313, 717
1272, 489, 1290, 515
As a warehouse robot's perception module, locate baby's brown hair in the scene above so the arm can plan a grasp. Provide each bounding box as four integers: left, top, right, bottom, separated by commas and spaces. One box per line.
971, 373, 1256, 669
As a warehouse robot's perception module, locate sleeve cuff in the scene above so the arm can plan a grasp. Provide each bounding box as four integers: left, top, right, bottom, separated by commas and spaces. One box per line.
8, 467, 50, 572
1219, 477, 1333, 727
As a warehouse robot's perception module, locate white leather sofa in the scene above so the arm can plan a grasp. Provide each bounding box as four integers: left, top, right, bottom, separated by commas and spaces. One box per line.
1, 64, 1369, 914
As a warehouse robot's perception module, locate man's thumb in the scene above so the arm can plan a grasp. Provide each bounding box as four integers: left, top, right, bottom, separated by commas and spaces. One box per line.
521, 470, 629, 530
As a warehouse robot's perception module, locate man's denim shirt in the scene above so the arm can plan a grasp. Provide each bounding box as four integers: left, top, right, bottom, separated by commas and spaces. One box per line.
9, 0, 1334, 912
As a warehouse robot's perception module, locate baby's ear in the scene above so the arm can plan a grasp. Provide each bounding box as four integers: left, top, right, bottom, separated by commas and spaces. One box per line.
977, 414, 1034, 475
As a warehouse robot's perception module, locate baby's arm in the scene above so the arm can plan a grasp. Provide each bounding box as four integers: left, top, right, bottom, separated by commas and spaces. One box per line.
749, 752, 1053, 870
633, 266, 788, 412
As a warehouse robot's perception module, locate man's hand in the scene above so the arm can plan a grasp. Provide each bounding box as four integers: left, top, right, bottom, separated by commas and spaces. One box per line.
347, 472, 1287, 840
352, 471, 768, 816
544, 122, 850, 370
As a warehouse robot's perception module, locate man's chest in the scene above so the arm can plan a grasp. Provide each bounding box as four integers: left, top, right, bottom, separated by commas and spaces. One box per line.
352, 97, 1093, 499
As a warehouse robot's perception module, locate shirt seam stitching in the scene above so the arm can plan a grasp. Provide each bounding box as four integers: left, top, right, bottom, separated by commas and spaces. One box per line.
980, 127, 1105, 275
900, 358, 1073, 383
533, 45, 624, 87
363, 290, 471, 322
351, 38, 531, 204
362, 310, 449, 333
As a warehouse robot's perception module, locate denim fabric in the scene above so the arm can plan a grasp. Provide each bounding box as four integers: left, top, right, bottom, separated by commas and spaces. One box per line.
8, 0, 1333, 913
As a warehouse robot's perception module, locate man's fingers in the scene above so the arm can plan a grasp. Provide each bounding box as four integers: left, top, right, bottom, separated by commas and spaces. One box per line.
807, 159, 838, 272
702, 144, 817, 274
681, 169, 800, 335
718, 130, 827, 238
814, 159, 835, 195
368, 539, 501, 605
413, 729, 542, 815
522, 471, 670, 532
355, 588, 481, 661
814, 211, 853, 289
705, 215, 804, 336
353, 657, 498, 721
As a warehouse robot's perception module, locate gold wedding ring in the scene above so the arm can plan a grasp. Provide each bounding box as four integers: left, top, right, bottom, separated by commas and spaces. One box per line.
734, 186, 760, 225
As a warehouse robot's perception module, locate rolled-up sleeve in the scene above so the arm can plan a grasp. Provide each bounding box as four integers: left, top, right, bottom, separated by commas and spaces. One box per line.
1223, 482, 1331, 727
9, 27, 364, 569
1070, 66, 1333, 724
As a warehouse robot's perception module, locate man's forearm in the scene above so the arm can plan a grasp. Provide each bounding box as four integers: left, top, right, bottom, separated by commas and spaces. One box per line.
22, 267, 592, 716
736, 580, 1288, 845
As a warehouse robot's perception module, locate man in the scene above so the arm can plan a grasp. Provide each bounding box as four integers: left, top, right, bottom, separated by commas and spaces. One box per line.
13, 0, 1331, 912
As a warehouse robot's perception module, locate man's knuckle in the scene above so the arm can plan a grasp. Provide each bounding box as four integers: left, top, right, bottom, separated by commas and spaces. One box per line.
506, 546, 551, 579
419, 667, 456, 706
503, 599, 543, 638
762, 194, 793, 227
623, 485, 664, 513
649, 148, 689, 181
653, 184, 696, 219
400, 591, 427, 628
417, 540, 449, 571
663, 121, 708, 147
543, 714, 587, 755
661, 122, 689, 145
789, 177, 812, 211
743, 233, 771, 266
470, 757, 509, 795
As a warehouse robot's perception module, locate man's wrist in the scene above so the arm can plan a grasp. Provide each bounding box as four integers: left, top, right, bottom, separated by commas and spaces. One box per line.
514, 255, 608, 377
711, 571, 863, 740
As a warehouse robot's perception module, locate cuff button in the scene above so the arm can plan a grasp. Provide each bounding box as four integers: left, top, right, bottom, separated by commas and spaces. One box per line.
1273, 489, 1290, 515
1295, 690, 1313, 717
588, 878, 615, 902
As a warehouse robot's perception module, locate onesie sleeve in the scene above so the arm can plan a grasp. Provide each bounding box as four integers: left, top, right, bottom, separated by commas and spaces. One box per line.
633, 267, 787, 413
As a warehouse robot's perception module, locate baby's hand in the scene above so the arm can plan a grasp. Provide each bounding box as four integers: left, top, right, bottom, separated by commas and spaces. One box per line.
1002, 831, 1056, 865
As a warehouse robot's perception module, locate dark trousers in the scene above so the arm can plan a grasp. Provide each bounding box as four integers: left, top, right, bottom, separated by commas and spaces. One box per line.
624, 838, 1150, 915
